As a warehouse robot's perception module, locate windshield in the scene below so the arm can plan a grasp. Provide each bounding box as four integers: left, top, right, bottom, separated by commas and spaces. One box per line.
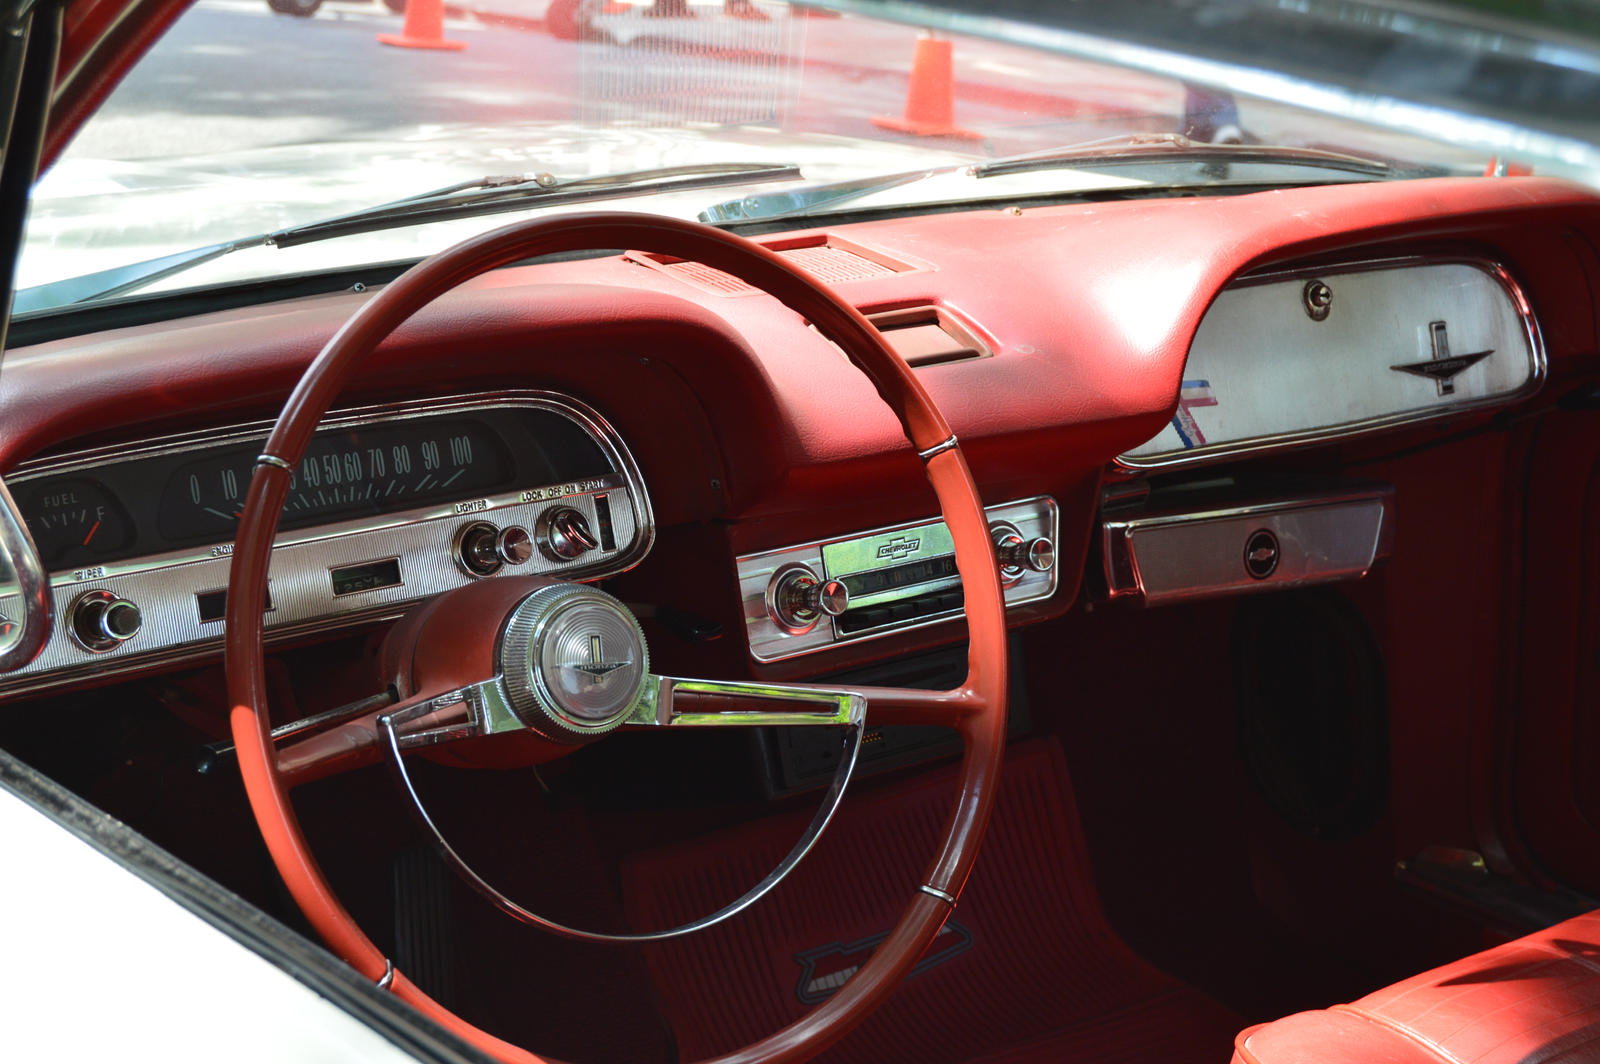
16, 0, 1600, 314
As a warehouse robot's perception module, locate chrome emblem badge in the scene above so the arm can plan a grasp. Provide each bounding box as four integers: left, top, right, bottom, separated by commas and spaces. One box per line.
564, 634, 632, 684
1244, 529, 1280, 580
875, 536, 922, 561
1390, 321, 1492, 397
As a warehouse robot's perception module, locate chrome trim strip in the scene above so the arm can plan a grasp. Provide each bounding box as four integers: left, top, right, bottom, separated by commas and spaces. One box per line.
254, 454, 294, 473
918, 884, 957, 905
375, 960, 395, 991
917, 434, 959, 461
1115, 256, 1546, 471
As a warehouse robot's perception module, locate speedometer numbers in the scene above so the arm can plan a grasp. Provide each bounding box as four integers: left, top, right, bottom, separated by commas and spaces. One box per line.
158, 420, 510, 542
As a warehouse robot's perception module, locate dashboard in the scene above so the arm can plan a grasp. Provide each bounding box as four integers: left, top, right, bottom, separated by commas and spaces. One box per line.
0, 175, 1595, 704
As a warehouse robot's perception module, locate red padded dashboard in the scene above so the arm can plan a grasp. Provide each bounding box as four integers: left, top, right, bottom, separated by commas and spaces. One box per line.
3, 176, 1598, 676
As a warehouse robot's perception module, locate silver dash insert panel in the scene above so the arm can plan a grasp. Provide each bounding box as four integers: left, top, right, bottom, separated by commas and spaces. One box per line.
738, 496, 1058, 663
1101, 489, 1393, 607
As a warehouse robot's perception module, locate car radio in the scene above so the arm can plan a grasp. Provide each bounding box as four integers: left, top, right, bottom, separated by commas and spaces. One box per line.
737, 496, 1058, 662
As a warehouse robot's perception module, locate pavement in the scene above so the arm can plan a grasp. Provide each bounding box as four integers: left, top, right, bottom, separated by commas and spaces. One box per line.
67, 0, 1479, 170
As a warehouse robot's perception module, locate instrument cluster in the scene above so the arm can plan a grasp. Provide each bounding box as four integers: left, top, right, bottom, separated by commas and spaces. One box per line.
0, 392, 653, 697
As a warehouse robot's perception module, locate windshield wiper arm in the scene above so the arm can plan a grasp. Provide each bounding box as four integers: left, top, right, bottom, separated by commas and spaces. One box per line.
702, 134, 1407, 223
16, 162, 804, 312
270, 162, 803, 248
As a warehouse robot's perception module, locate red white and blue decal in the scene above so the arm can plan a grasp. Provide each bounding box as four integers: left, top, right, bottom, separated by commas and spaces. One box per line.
1171, 379, 1216, 448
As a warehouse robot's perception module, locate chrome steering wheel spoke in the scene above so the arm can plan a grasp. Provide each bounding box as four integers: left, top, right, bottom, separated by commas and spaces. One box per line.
625, 675, 865, 728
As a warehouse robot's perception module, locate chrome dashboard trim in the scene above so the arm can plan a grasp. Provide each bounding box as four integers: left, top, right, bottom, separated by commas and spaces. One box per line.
0, 474, 51, 672
1100, 486, 1395, 606
1115, 256, 1546, 472
0, 391, 655, 699
737, 495, 1058, 663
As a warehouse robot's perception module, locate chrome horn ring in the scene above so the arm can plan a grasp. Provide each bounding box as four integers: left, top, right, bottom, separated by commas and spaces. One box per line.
376, 583, 865, 944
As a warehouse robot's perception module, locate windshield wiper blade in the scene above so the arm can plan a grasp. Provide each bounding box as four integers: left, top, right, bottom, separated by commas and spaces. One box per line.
270, 162, 803, 248
702, 134, 1408, 223
971, 133, 1398, 179
16, 162, 804, 312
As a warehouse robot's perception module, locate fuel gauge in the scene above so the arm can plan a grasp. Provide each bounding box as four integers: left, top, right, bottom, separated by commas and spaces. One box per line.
18, 477, 135, 570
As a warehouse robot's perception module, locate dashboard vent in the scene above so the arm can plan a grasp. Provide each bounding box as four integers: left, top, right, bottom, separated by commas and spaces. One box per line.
626, 234, 918, 295
866, 305, 992, 368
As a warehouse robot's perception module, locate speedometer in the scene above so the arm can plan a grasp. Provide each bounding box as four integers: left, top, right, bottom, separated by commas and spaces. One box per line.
157, 419, 512, 541
12, 399, 617, 571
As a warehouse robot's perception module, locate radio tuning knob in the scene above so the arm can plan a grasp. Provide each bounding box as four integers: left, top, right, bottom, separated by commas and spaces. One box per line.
992, 526, 1055, 575
538, 507, 600, 561
767, 565, 849, 634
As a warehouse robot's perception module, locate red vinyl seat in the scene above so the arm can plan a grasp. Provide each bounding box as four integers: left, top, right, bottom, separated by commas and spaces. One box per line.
1232, 911, 1600, 1064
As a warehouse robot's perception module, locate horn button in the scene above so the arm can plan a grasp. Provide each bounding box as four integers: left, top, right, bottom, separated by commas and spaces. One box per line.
498, 583, 650, 741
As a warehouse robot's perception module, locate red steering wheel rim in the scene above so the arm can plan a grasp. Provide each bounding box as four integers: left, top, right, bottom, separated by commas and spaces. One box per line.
224, 212, 1009, 1064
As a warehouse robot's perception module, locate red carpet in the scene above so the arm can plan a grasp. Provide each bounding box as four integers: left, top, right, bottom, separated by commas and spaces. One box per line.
621, 737, 1243, 1063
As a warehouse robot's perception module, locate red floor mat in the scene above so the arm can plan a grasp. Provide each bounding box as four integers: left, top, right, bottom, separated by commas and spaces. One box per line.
621, 738, 1243, 1064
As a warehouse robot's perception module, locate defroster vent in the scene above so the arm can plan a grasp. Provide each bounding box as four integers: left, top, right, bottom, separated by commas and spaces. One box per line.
626, 234, 919, 295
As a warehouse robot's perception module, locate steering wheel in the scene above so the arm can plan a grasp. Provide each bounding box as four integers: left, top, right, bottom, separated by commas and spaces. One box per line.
224, 213, 1009, 1064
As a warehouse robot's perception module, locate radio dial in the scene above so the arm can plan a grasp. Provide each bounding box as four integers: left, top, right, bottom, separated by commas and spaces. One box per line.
767, 565, 849, 634
991, 525, 1054, 576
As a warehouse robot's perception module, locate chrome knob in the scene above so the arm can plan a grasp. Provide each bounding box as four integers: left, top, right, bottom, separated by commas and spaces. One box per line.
992, 527, 1054, 574
455, 520, 502, 577
496, 525, 534, 566
69, 591, 141, 652
767, 565, 849, 634
538, 507, 599, 561
102, 600, 142, 641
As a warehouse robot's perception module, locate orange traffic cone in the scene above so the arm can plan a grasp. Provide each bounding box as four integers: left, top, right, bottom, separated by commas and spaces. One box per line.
378, 0, 466, 51
873, 35, 979, 140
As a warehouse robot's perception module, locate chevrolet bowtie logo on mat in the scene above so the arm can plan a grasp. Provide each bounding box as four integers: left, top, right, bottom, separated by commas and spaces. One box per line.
793, 920, 973, 1004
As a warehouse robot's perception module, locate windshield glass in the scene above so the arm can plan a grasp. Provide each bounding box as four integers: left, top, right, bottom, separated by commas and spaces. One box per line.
16, 0, 1600, 314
